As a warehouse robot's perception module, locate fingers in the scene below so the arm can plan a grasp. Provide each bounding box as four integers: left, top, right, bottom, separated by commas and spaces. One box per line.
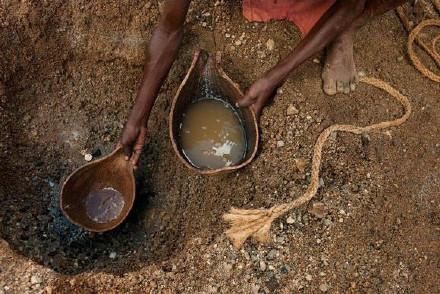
130, 146, 142, 169
237, 94, 255, 108
122, 144, 133, 161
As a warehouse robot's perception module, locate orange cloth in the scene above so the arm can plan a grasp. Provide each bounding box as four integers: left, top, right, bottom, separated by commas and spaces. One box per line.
243, 0, 336, 36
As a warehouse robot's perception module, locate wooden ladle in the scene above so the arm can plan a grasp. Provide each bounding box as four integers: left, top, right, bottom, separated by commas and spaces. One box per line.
60, 147, 135, 232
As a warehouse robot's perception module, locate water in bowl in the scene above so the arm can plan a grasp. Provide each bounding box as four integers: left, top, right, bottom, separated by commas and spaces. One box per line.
85, 187, 125, 224
179, 99, 247, 169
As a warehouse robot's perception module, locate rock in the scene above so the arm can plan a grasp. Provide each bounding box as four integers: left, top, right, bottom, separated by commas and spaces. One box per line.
286, 104, 299, 116
286, 216, 295, 224
319, 178, 325, 187
309, 202, 327, 218
266, 39, 275, 51
251, 284, 260, 294
305, 274, 313, 281
319, 283, 329, 292
225, 33, 231, 38
259, 260, 267, 271
267, 249, 278, 260
84, 153, 93, 161
31, 275, 42, 285
313, 58, 320, 64
295, 158, 308, 173
109, 252, 117, 259
276, 140, 285, 148
397, 55, 404, 62
234, 40, 242, 46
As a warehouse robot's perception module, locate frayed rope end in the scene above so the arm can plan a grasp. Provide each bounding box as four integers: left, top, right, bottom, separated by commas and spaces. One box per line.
223, 207, 276, 249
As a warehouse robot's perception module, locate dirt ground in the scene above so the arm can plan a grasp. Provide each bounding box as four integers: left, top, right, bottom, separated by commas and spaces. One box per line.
0, 0, 439, 293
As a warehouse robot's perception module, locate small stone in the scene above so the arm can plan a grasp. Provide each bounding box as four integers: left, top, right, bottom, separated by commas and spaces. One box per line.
267, 249, 278, 260
358, 71, 366, 77
201, 22, 207, 27
305, 274, 313, 281
319, 178, 325, 187
31, 275, 42, 285
286, 216, 295, 224
397, 56, 404, 62
286, 104, 299, 116
309, 202, 327, 218
295, 158, 308, 173
109, 252, 117, 259
225, 33, 231, 38
276, 141, 285, 148
84, 153, 93, 161
251, 284, 260, 294
268, 265, 275, 271
319, 283, 329, 292
313, 58, 320, 64
234, 40, 242, 46
259, 260, 267, 271
266, 39, 275, 51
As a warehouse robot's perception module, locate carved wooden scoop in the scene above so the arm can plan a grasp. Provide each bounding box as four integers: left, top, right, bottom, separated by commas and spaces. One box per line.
169, 50, 259, 175
60, 147, 135, 232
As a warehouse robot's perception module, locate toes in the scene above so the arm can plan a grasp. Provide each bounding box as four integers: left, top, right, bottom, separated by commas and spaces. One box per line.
323, 78, 337, 96
336, 81, 344, 93
350, 82, 356, 91
342, 81, 350, 94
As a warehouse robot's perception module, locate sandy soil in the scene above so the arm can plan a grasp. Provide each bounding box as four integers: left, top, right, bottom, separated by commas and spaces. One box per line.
0, 1, 439, 293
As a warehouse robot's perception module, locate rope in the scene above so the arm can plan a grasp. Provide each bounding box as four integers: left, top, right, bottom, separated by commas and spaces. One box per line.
407, 19, 440, 82
223, 77, 412, 249
223, 13, 440, 250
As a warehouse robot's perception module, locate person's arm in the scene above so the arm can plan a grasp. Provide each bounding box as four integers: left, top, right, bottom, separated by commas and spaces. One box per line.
120, 0, 191, 167
238, 0, 366, 117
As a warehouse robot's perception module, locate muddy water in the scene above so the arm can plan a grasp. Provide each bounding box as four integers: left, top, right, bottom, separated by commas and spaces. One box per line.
179, 99, 247, 169
85, 187, 125, 223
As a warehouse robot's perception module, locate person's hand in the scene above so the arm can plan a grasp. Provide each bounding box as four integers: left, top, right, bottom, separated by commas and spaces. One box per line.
237, 76, 278, 118
117, 121, 147, 169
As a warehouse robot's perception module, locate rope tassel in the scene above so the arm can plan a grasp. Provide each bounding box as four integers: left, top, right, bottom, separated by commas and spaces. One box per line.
223, 77, 413, 249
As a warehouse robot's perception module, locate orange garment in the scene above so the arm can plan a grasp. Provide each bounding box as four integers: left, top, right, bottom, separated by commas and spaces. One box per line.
243, 0, 336, 36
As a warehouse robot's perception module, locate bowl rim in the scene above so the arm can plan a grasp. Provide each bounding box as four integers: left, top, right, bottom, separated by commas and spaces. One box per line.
169, 49, 260, 175
60, 147, 136, 232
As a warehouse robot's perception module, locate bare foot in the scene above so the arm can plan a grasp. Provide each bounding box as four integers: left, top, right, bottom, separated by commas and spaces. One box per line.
322, 31, 358, 95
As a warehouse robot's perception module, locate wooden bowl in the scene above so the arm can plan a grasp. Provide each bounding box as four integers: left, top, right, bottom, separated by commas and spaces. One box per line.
60, 147, 135, 232
169, 50, 259, 175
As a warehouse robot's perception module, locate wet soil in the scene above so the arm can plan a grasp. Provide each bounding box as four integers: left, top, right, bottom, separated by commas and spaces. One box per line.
0, 0, 439, 293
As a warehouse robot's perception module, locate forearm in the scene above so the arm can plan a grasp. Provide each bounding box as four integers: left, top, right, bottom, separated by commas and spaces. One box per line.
128, 26, 184, 126
264, 0, 366, 86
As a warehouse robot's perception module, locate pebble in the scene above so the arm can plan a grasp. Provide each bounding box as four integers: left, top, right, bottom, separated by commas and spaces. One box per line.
276, 140, 285, 148
286, 104, 299, 116
259, 260, 267, 271
266, 39, 275, 51
267, 249, 278, 260
84, 153, 93, 161
31, 275, 42, 285
313, 58, 320, 64
225, 33, 231, 38
251, 284, 260, 294
295, 158, 308, 173
397, 55, 404, 62
319, 283, 329, 292
286, 216, 295, 224
234, 40, 242, 46
309, 202, 327, 218
109, 252, 117, 259
305, 274, 313, 281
